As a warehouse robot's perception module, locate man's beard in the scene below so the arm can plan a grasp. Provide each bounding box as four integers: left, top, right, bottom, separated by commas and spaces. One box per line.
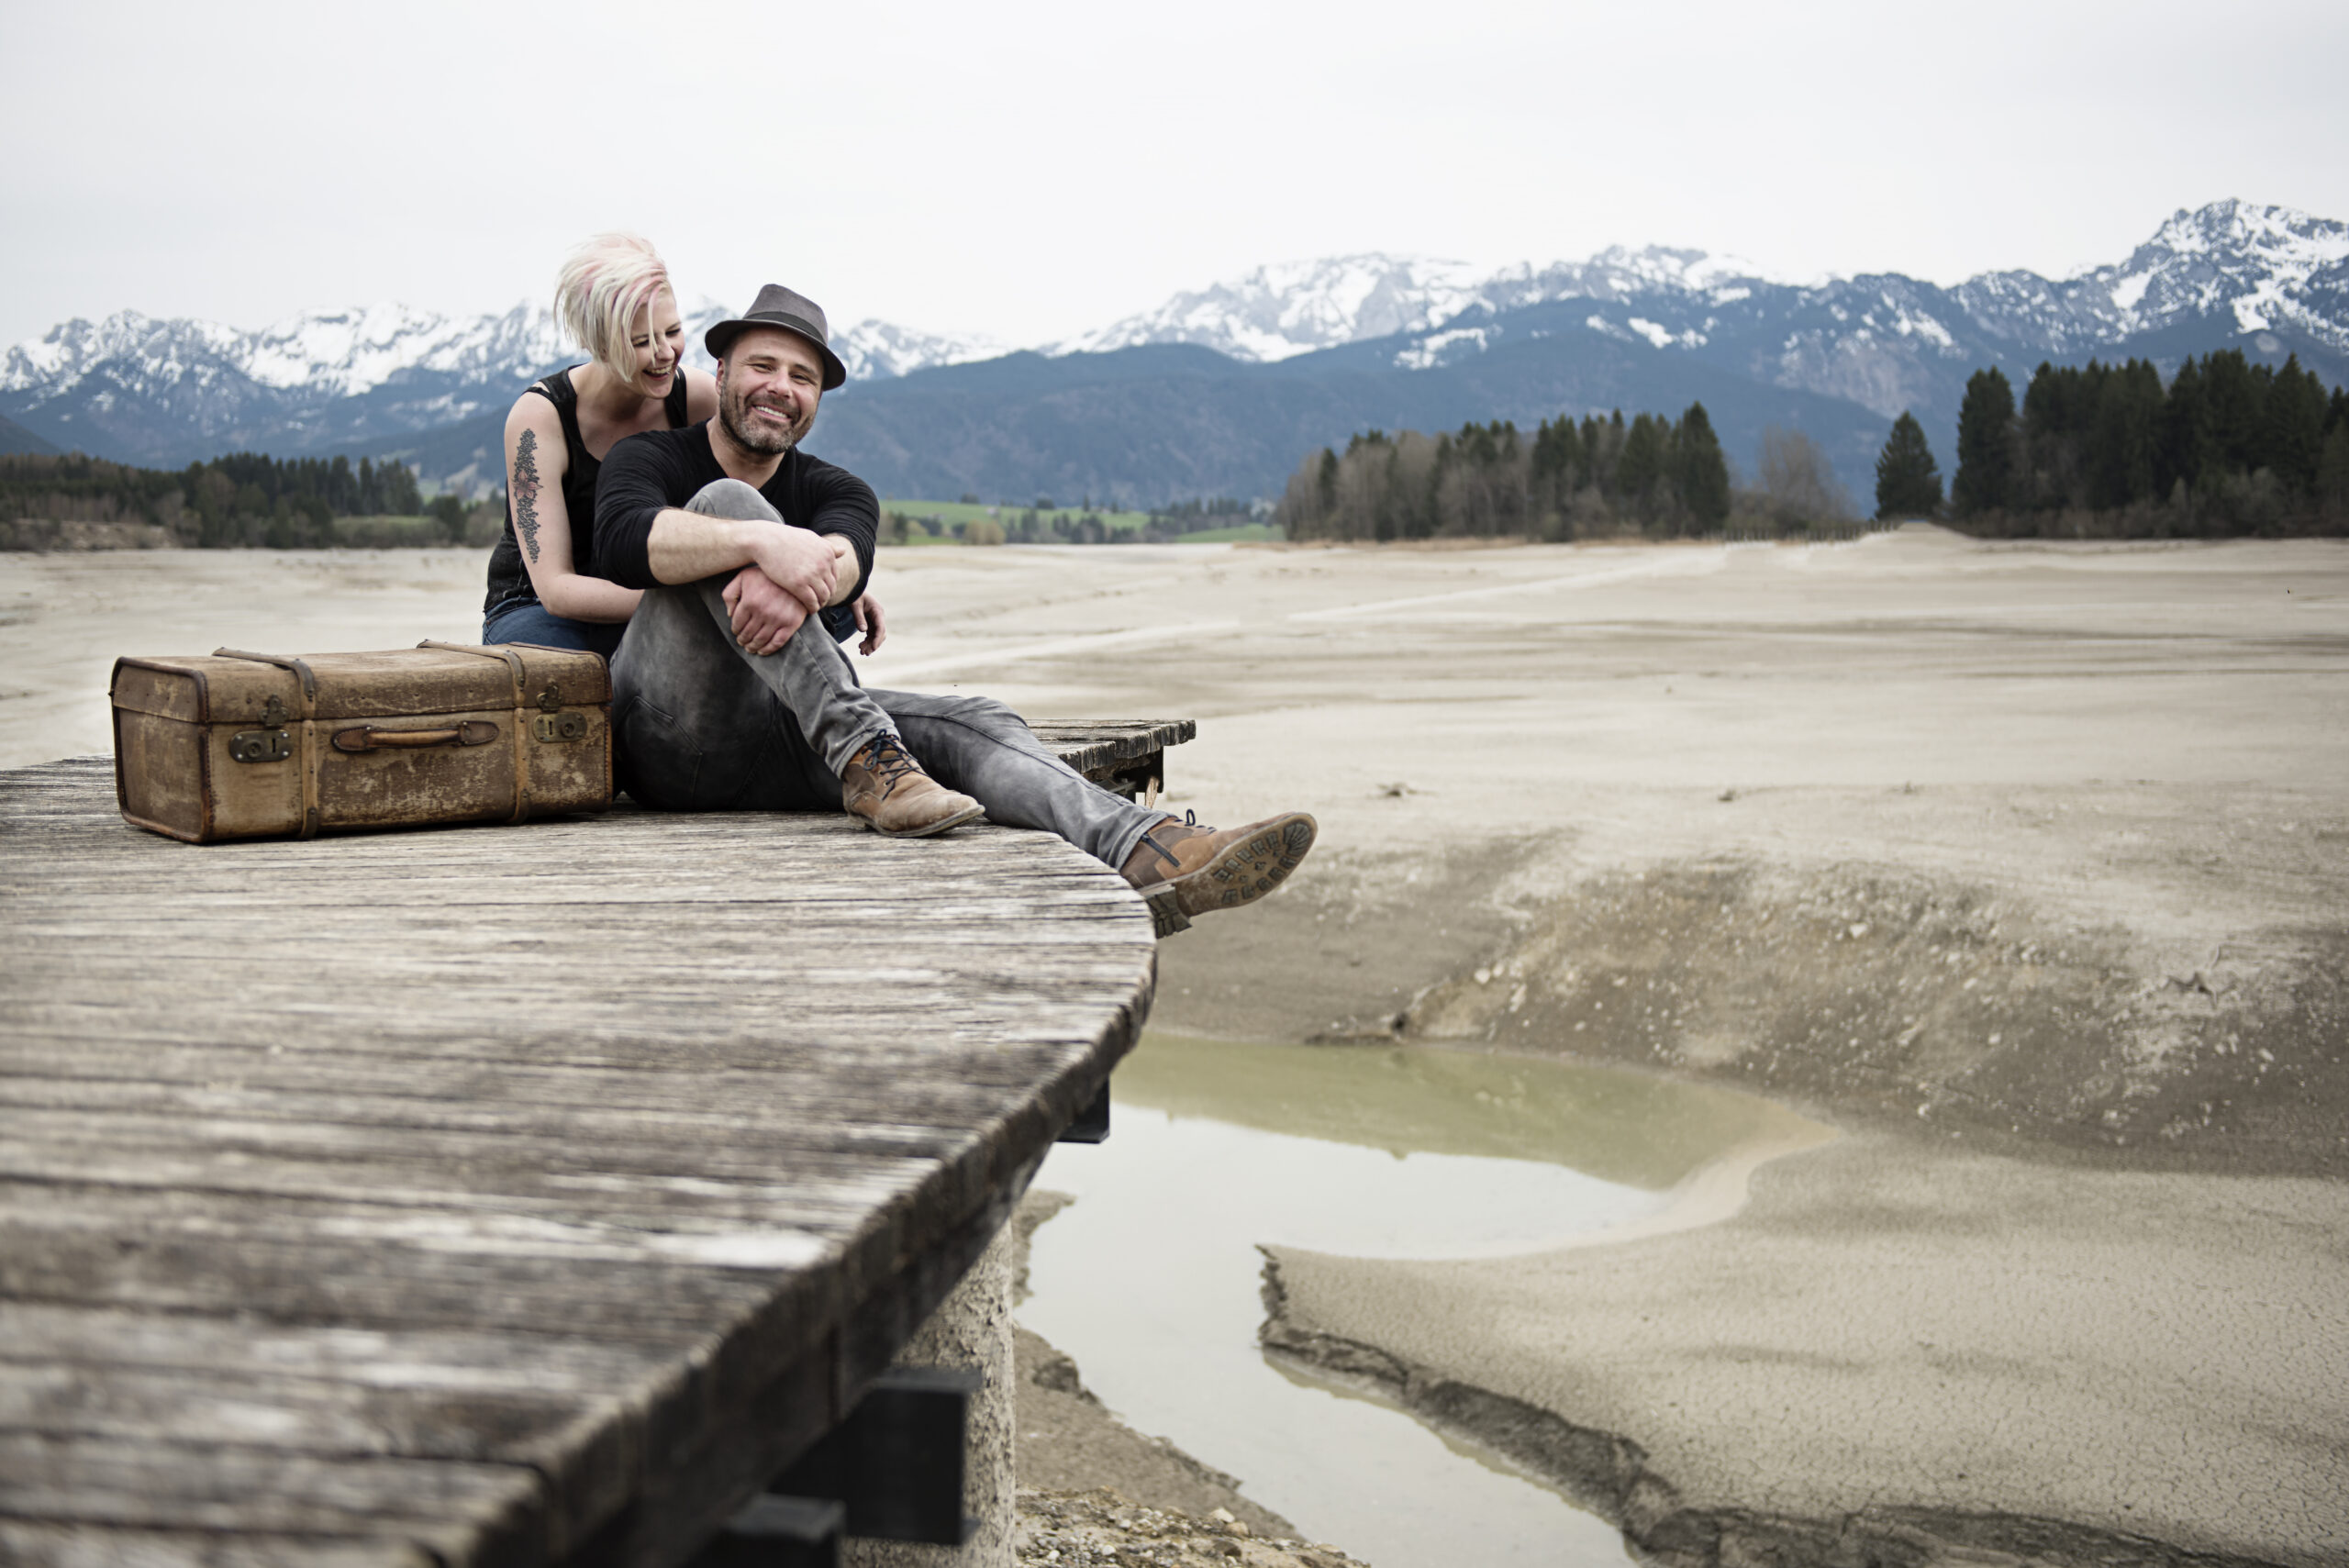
718, 384, 806, 456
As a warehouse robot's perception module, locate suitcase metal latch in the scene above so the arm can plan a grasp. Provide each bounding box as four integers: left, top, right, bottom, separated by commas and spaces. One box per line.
228, 729, 293, 764
531, 711, 589, 743
260, 695, 288, 726
537, 684, 562, 714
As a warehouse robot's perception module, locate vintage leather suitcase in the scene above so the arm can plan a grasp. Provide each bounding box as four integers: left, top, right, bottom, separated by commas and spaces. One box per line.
109, 641, 611, 843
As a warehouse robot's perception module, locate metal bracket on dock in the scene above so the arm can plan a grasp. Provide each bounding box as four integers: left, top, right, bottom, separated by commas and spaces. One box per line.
1055, 1082, 1111, 1144
769, 1366, 984, 1546
695, 1495, 845, 1566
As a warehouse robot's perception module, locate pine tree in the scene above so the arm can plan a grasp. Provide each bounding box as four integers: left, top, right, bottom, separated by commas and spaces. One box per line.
1672, 402, 1731, 528
383, 461, 421, 516
1591, 411, 1626, 495
1574, 415, 1604, 491
2317, 423, 2349, 517
2155, 356, 2211, 497
2256, 354, 2328, 493
1375, 441, 1402, 542
1427, 435, 1455, 536
1530, 416, 1580, 517
1951, 368, 2018, 516
2020, 363, 2066, 510
2200, 350, 2265, 473
2087, 359, 2163, 509
1875, 412, 1943, 520
423, 494, 464, 545
1616, 415, 1667, 516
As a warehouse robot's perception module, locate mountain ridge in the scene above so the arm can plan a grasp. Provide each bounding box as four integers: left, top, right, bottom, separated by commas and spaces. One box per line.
5, 200, 2343, 504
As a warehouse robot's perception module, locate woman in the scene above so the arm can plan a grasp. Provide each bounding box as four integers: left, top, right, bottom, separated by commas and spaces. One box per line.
481, 233, 718, 658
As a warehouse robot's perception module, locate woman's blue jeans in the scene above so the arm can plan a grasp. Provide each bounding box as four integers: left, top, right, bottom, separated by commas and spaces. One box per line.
483, 600, 626, 662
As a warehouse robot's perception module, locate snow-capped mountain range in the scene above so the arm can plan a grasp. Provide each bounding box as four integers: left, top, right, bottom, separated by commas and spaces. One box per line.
4, 199, 2342, 484
1051, 247, 1795, 364
1081, 202, 2349, 370
1049, 254, 1496, 361
0, 294, 1006, 465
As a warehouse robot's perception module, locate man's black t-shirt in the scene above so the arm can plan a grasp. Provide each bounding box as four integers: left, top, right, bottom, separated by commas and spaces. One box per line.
594, 423, 878, 639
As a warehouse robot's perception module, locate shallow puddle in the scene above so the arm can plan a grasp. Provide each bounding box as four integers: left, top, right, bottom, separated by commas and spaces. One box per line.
1023, 1031, 1829, 1567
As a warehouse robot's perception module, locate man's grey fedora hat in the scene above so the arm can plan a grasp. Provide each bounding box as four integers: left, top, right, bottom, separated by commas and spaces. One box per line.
704, 284, 848, 389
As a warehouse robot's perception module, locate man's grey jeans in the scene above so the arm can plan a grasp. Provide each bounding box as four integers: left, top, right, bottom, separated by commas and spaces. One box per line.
609, 478, 1162, 869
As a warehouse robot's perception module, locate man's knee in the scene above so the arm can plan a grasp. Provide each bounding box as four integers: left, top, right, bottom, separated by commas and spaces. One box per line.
890, 690, 1027, 730
686, 477, 782, 524
956, 695, 1030, 735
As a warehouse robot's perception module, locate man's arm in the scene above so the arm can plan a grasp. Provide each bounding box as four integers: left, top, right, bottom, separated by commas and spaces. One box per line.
649, 507, 839, 610
794, 457, 881, 606
707, 459, 876, 651
595, 436, 838, 610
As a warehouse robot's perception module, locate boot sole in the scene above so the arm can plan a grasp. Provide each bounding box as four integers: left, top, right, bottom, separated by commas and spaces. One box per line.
1139, 812, 1317, 935
861, 801, 988, 839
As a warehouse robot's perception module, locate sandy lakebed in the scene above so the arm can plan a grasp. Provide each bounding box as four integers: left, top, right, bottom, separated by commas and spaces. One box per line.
4, 529, 2344, 1566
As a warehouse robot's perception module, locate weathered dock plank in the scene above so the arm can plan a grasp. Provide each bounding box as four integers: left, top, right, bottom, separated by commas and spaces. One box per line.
1026, 719, 1192, 784
0, 738, 1168, 1566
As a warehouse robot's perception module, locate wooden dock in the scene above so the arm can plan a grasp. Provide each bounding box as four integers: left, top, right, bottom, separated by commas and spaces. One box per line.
0, 724, 1189, 1566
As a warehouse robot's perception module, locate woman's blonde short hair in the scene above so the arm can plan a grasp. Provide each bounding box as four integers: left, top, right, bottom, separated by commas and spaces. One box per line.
553, 233, 675, 384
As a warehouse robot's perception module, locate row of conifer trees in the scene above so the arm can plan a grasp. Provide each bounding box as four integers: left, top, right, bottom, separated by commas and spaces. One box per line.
0, 450, 432, 549
1874, 350, 2348, 535
1276, 404, 1735, 542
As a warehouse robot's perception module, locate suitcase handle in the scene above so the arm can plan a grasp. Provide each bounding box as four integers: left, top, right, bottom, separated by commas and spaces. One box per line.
330, 721, 499, 753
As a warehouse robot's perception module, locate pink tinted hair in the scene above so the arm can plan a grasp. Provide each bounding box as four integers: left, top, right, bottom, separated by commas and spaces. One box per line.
553, 234, 675, 384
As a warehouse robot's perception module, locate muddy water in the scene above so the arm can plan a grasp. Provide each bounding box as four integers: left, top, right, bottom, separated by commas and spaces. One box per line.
1022, 1032, 1828, 1568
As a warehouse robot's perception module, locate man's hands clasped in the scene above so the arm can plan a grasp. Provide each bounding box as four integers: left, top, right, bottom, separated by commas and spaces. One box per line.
723, 564, 809, 654
722, 526, 886, 658
763, 526, 841, 611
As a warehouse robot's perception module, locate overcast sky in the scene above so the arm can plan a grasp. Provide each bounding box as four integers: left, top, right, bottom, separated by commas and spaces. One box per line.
6, 0, 2344, 351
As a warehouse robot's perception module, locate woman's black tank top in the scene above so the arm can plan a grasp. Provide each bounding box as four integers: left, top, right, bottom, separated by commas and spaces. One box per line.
481, 366, 692, 617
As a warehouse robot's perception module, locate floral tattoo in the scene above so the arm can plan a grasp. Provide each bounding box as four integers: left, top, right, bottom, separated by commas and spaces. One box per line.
513, 428, 542, 562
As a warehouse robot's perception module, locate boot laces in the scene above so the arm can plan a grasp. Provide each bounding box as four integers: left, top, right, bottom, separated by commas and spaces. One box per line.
1135, 810, 1203, 873
860, 732, 921, 792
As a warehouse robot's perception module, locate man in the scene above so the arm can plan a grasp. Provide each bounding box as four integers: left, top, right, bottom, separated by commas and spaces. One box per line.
592, 283, 1315, 934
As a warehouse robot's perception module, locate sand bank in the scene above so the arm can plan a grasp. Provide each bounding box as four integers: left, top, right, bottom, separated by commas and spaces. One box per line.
1263, 1136, 2348, 1566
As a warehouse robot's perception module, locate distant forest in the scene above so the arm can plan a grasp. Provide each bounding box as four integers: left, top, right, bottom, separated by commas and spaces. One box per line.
1273, 403, 1860, 543
0, 451, 445, 549
1280, 351, 2349, 547
1899, 350, 2348, 536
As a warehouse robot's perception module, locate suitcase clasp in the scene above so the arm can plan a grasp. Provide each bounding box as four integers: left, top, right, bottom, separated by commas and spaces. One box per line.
531, 711, 590, 743
228, 728, 293, 764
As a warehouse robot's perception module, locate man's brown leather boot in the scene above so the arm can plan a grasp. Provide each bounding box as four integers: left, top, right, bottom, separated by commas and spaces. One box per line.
1119, 809, 1318, 936
841, 732, 985, 838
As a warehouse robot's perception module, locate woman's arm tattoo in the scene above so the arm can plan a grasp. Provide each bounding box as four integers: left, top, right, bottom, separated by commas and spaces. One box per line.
513, 428, 543, 562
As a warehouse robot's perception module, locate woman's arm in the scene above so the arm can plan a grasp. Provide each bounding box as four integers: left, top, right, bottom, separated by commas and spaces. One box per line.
506, 396, 641, 624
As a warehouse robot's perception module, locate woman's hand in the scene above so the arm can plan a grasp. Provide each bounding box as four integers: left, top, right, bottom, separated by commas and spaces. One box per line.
853, 593, 887, 655
724, 563, 810, 655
